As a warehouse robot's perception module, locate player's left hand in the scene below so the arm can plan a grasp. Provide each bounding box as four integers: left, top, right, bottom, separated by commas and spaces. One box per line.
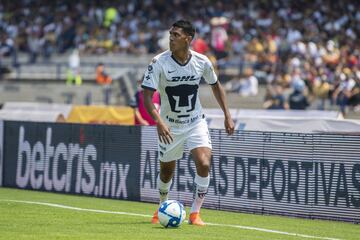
224, 117, 235, 135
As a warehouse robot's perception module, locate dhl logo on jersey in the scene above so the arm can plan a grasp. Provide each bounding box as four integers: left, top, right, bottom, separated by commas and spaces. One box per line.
168, 75, 198, 82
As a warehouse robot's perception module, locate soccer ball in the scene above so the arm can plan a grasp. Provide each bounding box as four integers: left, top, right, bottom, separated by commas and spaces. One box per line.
158, 200, 186, 228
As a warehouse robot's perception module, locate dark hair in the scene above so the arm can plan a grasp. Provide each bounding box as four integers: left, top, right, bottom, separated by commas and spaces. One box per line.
172, 20, 195, 39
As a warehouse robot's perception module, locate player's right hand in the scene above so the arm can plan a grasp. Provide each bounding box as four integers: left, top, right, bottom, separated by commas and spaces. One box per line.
157, 120, 173, 144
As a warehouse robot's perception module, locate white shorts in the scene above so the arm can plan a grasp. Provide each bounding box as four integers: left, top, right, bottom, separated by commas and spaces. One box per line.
158, 119, 212, 162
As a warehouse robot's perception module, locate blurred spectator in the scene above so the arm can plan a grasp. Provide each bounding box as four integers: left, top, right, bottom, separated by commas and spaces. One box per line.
130, 78, 160, 126
332, 70, 356, 116
96, 62, 112, 105
348, 77, 360, 112
0, 33, 17, 66
27, 31, 41, 64
225, 68, 258, 96
66, 49, 82, 85
158, 31, 169, 52
289, 80, 309, 110
96, 62, 112, 85
192, 37, 209, 55
263, 83, 289, 110
192, 35, 218, 74
313, 74, 331, 110
103, 5, 118, 28
210, 16, 229, 60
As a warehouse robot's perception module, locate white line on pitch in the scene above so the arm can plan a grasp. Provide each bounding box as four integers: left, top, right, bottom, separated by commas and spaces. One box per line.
0, 199, 342, 240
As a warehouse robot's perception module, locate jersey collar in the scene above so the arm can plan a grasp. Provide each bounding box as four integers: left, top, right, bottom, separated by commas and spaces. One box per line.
171, 53, 192, 66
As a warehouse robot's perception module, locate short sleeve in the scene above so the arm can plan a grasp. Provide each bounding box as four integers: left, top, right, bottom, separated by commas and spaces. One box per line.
141, 58, 161, 91
202, 57, 218, 85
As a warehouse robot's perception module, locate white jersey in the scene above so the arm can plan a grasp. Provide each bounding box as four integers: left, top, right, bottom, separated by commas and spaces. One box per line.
142, 50, 217, 129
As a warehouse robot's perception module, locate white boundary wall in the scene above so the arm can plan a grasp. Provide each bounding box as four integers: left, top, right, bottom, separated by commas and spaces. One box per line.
203, 109, 360, 133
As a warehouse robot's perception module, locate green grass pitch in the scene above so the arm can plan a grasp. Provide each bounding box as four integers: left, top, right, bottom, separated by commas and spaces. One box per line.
0, 187, 358, 240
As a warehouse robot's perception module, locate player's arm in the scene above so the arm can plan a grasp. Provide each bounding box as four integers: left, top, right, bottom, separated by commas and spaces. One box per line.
203, 56, 235, 135
211, 81, 235, 135
143, 88, 173, 144
142, 58, 173, 144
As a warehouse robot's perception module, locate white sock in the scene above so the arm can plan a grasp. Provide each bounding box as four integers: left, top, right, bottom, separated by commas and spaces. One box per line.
190, 174, 210, 214
157, 175, 172, 206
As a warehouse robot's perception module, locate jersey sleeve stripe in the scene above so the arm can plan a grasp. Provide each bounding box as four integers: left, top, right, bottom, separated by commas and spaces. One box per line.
209, 80, 218, 85
141, 85, 157, 91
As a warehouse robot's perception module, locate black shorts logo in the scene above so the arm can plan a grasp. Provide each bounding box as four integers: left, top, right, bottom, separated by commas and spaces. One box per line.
165, 84, 199, 118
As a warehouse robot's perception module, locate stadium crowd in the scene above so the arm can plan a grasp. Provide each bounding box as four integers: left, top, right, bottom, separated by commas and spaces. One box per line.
0, 0, 359, 114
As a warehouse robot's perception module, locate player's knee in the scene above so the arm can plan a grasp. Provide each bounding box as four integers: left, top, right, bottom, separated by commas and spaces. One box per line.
196, 159, 211, 173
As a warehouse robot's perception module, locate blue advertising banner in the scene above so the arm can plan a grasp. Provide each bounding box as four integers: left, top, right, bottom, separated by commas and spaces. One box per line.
3, 121, 141, 201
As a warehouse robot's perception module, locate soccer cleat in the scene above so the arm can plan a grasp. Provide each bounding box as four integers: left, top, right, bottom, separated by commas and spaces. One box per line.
151, 210, 159, 224
188, 212, 205, 226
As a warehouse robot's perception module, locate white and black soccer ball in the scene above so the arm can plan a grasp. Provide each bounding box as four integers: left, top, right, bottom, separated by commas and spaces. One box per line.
158, 200, 186, 228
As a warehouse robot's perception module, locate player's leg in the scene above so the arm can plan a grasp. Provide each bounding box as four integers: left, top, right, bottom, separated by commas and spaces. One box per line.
189, 146, 211, 226
158, 160, 176, 204
186, 119, 212, 226
152, 160, 176, 224
152, 133, 185, 224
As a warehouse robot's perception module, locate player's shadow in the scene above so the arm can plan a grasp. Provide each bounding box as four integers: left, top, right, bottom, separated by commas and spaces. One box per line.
152, 226, 182, 230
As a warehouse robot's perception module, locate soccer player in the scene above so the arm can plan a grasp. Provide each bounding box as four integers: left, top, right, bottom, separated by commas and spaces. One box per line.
142, 20, 234, 226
